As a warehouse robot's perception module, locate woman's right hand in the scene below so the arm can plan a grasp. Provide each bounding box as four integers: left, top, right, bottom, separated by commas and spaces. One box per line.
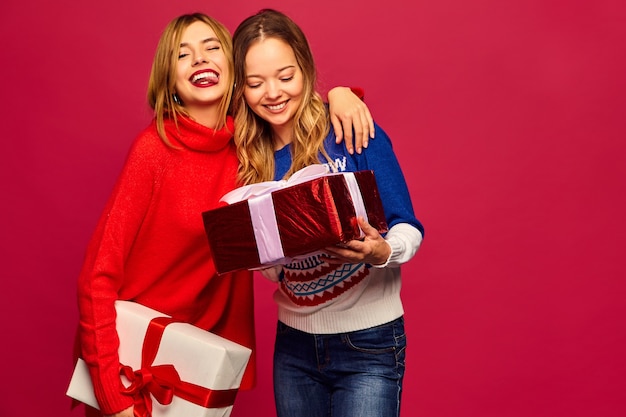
106, 406, 134, 417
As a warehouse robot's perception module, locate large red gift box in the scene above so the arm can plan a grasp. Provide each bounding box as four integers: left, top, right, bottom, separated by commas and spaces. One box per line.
202, 165, 388, 275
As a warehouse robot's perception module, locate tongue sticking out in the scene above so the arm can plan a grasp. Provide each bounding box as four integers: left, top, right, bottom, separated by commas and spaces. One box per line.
190, 70, 219, 87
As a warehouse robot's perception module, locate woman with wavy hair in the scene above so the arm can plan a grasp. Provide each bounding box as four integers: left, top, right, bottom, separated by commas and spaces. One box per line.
75, 12, 372, 417
232, 9, 424, 417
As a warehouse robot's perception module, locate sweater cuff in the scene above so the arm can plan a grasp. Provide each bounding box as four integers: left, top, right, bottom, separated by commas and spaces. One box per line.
373, 223, 423, 269
325, 86, 365, 102
350, 87, 365, 100
91, 367, 134, 415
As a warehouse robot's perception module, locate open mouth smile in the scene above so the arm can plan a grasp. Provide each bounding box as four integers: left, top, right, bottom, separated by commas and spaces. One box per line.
264, 101, 288, 111
190, 69, 219, 87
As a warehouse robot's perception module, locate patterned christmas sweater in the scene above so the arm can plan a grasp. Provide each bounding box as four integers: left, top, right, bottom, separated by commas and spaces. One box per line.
272, 122, 424, 334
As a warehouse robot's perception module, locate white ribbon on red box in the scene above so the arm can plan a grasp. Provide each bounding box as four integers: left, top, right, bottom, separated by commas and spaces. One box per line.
219, 164, 368, 265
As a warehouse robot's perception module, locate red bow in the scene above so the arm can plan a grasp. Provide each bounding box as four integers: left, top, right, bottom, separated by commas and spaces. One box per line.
119, 316, 239, 417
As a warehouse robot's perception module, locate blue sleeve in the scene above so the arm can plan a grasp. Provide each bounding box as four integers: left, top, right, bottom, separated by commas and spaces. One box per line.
350, 123, 424, 236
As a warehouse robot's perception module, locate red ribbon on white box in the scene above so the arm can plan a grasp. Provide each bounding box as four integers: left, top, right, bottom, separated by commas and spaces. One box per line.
121, 316, 240, 417
219, 164, 369, 265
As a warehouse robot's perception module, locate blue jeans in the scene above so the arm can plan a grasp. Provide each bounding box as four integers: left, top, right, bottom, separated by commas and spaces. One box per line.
273, 317, 407, 417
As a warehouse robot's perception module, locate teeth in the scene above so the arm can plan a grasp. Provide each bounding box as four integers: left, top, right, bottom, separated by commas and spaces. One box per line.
267, 102, 286, 111
192, 72, 218, 83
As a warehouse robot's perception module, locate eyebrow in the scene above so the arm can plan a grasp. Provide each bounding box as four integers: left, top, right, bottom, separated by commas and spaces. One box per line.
180, 37, 221, 48
246, 65, 296, 79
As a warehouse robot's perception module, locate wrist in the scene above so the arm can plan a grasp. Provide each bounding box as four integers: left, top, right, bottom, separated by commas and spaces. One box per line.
372, 240, 392, 268
327, 86, 350, 101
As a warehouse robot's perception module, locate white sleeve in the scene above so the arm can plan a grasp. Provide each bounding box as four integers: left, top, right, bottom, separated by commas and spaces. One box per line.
373, 223, 423, 269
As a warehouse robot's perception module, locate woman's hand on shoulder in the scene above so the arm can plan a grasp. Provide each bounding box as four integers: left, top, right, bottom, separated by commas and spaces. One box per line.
327, 87, 374, 155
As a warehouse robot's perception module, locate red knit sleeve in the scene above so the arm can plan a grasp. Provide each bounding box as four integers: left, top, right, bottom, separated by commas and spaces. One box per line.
324, 86, 365, 102
77, 129, 161, 414
350, 86, 365, 100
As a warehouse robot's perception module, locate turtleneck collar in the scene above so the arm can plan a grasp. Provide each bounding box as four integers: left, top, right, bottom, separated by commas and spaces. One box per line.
162, 115, 235, 152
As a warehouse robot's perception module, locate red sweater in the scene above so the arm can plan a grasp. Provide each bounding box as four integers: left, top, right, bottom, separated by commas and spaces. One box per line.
76, 115, 255, 415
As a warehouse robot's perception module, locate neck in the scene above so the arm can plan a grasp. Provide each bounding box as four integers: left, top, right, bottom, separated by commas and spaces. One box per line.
272, 124, 293, 151
185, 103, 221, 130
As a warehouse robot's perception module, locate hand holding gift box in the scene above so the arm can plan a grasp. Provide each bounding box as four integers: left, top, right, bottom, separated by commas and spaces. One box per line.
202, 164, 388, 275
67, 301, 251, 417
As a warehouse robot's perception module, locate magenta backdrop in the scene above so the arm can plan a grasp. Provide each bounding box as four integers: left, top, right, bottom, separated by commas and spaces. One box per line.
1, 0, 625, 416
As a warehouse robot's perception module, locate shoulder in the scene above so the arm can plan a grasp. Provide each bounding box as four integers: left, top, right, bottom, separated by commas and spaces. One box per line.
324, 125, 354, 155
131, 121, 164, 150
371, 122, 393, 146
129, 122, 173, 157
120, 122, 173, 175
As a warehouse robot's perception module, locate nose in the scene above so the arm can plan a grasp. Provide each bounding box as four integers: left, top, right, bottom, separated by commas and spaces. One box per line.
193, 51, 208, 66
265, 80, 282, 99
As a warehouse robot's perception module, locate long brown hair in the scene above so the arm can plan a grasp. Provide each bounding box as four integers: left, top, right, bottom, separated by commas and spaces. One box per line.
232, 9, 331, 184
147, 13, 234, 147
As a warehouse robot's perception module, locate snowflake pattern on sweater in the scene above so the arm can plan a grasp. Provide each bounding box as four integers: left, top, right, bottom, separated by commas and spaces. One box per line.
280, 254, 369, 306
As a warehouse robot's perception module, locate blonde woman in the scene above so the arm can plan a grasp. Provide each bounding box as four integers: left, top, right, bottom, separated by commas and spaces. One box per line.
76, 12, 372, 417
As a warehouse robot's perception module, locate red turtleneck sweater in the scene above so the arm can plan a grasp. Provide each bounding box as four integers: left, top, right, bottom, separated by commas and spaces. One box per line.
76, 115, 255, 415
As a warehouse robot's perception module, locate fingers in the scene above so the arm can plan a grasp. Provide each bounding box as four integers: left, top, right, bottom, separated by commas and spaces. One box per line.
357, 216, 380, 239
331, 113, 356, 155
343, 107, 370, 155
327, 87, 373, 155
351, 112, 365, 154
321, 218, 387, 264
364, 106, 375, 140
331, 114, 343, 143
341, 116, 356, 154
355, 106, 374, 153
321, 245, 358, 263
106, 407, 134, 417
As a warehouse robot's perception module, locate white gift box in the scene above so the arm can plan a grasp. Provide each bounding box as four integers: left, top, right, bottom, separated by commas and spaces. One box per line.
67, 301, 251, 417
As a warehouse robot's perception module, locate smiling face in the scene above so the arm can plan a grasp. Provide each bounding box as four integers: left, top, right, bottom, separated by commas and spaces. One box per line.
243, 37, 304, 147
175, 21, 230, 122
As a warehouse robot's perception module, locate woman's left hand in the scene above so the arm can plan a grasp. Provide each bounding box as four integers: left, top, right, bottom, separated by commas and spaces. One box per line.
327, 87, 375, 155
322, 217, 390, 265
258, 265, 282, 282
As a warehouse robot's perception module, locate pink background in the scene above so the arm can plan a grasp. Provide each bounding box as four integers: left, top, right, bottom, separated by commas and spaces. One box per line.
1, 0, 625, 416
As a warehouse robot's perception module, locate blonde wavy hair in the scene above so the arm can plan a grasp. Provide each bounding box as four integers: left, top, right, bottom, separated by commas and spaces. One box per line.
147, 13, 234, 148
232, 9, 331, 185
